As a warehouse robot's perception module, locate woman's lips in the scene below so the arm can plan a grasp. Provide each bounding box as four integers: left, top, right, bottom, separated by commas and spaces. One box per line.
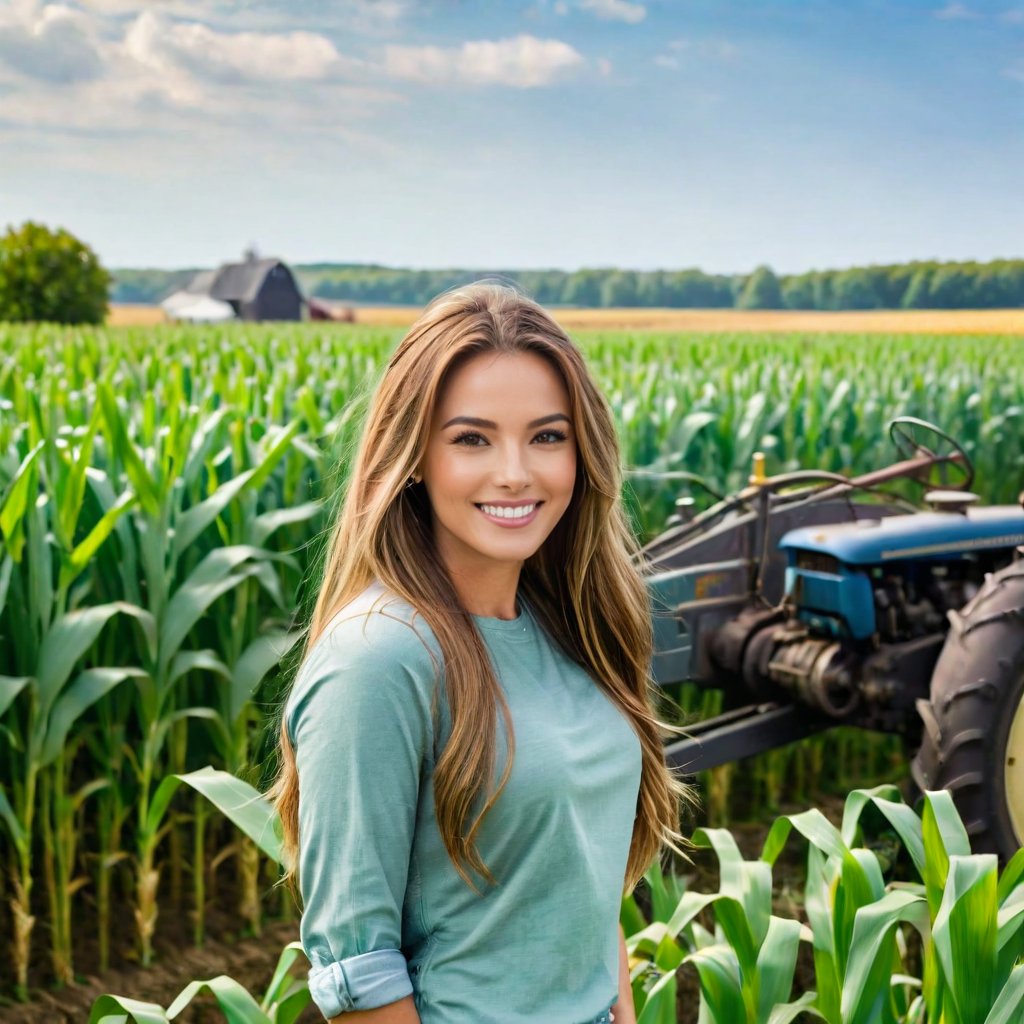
475, 501, 543, 528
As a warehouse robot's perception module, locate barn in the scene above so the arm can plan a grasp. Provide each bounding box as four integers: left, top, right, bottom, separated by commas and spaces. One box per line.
164, 255, 304, 322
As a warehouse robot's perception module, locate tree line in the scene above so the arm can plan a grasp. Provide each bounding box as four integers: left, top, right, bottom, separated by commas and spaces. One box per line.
111, 258, 1024, 310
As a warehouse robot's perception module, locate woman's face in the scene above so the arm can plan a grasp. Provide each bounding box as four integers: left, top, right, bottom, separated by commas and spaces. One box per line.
420, 350, 577, 579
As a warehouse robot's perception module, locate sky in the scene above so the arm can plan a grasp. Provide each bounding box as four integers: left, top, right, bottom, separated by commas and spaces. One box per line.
0, 0, 1022, 274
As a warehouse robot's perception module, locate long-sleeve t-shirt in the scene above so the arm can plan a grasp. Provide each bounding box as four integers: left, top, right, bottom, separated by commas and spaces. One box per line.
283, 580, 643, 1023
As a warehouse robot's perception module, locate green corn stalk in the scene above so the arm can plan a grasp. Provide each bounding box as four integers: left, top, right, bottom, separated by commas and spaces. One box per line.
625, 784, 1024, 1023
0, 605, 149, 997
198, 418, 313, 936
0, 423, 142, 995
761, 785, 1024, 1023
94, 382, 300, 963
626, 829, 817, 1023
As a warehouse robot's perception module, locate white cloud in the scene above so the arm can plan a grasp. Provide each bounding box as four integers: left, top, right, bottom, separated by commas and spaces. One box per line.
933, 3, 978, 19
0, 2, 104, 82
73, 0, 410, 21
655, 37, 739, 69
579, 0, 646, 24
596, 56, 612, 76
0, 2, 392, 138
73, 0, 159, 12
123, 10, 345, 83
385, 34, 584, 88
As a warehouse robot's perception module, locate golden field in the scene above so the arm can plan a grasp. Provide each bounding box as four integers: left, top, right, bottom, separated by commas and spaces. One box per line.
108, 303, 1024, 334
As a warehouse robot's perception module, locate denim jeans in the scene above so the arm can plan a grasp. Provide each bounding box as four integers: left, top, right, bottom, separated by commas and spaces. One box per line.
580, 1003, 616, 1024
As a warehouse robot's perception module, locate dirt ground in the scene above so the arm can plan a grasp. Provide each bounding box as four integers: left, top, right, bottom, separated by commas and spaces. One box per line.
107, 303, 1024, 335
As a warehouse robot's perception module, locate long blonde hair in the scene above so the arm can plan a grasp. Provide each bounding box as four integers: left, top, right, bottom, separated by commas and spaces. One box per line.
270, 282, 694, 895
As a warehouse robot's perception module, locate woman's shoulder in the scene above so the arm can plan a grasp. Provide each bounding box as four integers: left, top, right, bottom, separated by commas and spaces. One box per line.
312, 579, 442, 672
283, 581, 444, 743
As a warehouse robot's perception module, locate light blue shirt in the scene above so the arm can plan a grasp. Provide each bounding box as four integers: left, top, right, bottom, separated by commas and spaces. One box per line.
284, 581, 642, 1022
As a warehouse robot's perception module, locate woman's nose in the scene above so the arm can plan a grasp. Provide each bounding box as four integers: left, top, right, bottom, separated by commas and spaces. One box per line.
493, 444, 532, 488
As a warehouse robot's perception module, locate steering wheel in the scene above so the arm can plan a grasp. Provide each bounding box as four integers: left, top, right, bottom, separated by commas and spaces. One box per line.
888, 417, 974, 491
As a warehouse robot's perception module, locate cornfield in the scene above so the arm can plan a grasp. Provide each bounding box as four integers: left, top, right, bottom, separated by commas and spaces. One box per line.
0, 322, 1022, 1008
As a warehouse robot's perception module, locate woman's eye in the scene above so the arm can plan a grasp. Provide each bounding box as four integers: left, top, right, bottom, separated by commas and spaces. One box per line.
452, 431, 486, 446
534, 430, 568, 444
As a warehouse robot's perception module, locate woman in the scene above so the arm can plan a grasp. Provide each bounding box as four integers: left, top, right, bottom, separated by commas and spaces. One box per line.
270, 283, 692, 1023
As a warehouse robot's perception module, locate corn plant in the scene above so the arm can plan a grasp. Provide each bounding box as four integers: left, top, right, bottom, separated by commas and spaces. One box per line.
0, 423, 145, 993
628, 785, 1024, 1023
87, 940, 311, 1024
626, 832, 817, 1024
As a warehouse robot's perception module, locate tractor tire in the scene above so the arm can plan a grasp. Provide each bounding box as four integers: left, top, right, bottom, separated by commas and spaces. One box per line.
911, 558, 1024, 861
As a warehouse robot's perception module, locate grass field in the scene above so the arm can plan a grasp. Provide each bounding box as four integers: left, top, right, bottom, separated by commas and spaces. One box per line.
108, 303, 1024, 334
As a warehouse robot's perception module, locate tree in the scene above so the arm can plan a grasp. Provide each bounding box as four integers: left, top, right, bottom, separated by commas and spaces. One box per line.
929, 265, 972, 308
561, 270, 604, 307
832, 268, 884, 309
736, 265, 783, 309
781, 273, 815, 310
0, 221, 110, 323
902, 267, 933, 309
600, 270, 639, 307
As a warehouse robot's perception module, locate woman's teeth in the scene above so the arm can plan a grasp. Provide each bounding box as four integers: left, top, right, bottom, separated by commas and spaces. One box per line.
478, 503, 537, 519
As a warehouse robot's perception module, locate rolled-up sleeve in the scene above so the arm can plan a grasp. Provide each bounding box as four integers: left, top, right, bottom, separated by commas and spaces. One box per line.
285, 609, 437, 1017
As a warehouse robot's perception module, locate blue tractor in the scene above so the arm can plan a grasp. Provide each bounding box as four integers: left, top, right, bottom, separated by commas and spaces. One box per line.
643, 417, 1024, 858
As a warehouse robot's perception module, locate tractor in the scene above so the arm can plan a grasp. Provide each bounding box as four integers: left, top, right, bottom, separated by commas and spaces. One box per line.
641, 417, 1024, 859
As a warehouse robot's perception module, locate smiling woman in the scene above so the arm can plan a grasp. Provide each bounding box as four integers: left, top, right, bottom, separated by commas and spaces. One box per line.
268, 282, 694, 1023
420, 350, 577, 619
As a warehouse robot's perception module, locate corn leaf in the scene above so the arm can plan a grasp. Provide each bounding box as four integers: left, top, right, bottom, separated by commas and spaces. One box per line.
933, 853, 999, 1024
39, 667, 148, 767
36, 602, 154, 713
921, 790, 971, 917
756, 916, 803, 1022
0, 439, 43, 562
261, 941, 307, 1009
165, 976, 270, 1024
87, 994, 169, 1024
150, 766, 282, 864
840, 785, 903, 847
228, 629, 302, 727
0, 784, 26, 845
840, 889, 929, 1024
250, 501, 321, 546
0, 674, 32, 718
767, 990, 826, 1024
983, 963, 1024, 1024
684, 943, 747, 1023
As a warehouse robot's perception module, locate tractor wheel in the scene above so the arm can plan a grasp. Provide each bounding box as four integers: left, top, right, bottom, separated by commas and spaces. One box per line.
911, 559, 1024, 861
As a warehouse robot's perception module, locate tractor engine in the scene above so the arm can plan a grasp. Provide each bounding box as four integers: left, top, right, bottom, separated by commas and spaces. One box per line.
710, 507, 1020, 734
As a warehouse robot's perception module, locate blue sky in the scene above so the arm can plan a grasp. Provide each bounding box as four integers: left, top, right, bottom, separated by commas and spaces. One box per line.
0, 0, 1021, 273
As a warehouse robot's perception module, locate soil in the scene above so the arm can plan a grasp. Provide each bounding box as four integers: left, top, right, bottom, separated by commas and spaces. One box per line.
0, 794, 849, 1024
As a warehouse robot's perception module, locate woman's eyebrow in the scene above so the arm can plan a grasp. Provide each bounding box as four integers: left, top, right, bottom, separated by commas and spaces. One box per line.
441, 413, 571, 430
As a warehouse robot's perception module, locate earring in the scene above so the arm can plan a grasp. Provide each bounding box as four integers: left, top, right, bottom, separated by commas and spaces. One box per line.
406, 474, 421, 488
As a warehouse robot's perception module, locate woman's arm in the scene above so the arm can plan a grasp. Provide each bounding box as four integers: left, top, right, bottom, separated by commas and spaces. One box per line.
287, 616, 435, 1019
330, 995, 421, 1023
612, 923, 637, 1024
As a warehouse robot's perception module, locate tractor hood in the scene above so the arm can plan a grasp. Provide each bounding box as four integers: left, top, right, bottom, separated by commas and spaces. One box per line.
780, 506, 1024, 565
